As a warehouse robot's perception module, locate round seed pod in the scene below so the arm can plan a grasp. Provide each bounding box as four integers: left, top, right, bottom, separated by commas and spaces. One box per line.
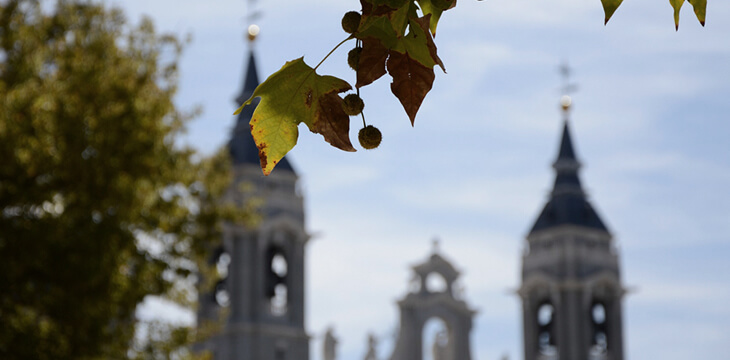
341, 11, 361, 34
342, 94, 365, 116
358, 125, 382, 150
348, 47, 362, 71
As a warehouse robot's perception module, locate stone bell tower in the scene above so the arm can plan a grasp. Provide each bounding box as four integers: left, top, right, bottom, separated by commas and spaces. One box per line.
196, 26, 309, 360
390, 242, 476, 360
519, 94, 625, 360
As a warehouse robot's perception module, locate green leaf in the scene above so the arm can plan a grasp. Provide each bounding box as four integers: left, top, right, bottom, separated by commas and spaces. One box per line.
601, 0, 624, 25
417, 0, 455, 35
413, 14, 446, 72
389, 1, 412, 36
235, 58, 354, 175
687, 0, 706, 26
393, 18, 440, 70
670, 0, 685, 30
358, 15, 399, 48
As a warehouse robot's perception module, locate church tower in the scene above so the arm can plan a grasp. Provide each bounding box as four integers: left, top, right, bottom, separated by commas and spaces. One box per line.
390, 242, 476, 360
196, 27, 310, 360
519, 95, 625, 360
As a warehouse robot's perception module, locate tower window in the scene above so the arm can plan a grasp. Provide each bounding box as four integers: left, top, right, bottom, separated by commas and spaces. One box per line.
537, 303, 553, 326
265, 245, 289, 316
592, 302, 606, 325
536, 302, 557, 357
270, 283, 288, 316
426, 272, 448, 293
590, 301, 608, 357
217, 252, 231, 278
213, 251, 231, 307
272, 253, 288, 277
423, 317, 450, 360
214, 279, 230, 307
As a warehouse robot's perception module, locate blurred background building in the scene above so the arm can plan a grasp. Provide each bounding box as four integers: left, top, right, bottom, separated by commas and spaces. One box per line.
196, 37, 627, 360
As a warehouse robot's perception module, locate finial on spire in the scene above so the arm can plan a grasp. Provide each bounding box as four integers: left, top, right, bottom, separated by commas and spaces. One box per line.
559, 62, 578, 118
245, 0, 262, 43
431, 237, 441, 254
247, 24, 260, 42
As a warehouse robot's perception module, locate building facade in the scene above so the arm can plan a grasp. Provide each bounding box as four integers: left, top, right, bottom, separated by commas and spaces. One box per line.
390, 246, 476, 360
197, 29, 626, 360
519, 108, 626, 360
196, 47, 310, 360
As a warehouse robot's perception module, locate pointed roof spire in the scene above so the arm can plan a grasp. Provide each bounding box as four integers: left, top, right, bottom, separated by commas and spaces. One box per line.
529, 98, 608, 234
556, 119, 576, 160
227, 30, 294, 173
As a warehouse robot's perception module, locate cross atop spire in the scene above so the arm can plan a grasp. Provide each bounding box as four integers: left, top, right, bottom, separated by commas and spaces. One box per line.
559, 62, 578, 120
528, 65, 608, 234
559, 62, 578, 96
431, 237, 441, 254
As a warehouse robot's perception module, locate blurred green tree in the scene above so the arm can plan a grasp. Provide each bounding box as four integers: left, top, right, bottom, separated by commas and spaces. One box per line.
0, 1, 247, 358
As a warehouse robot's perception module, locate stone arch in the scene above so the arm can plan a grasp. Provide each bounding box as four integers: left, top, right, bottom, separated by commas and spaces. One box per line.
584, 271, 624, 359
257, 214, 308, 321
390, 250, 476, 360
518, 274, 562, 359
422, 316, 451, 360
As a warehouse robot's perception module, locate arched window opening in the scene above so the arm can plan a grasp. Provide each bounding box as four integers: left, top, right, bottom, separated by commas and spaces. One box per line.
213, 250, 231, 307
426, 272, 447, 294
592, 302, 606, 324
270, 283, 288, 316
272, 253, 288, 278
217, 252, 231, 279
590, 301, 608, 359
265, 246, 288, 298
265, 245, 289, 316
423, 317, 450, 360
536, 302, 557, 358
214, 279, 230, 307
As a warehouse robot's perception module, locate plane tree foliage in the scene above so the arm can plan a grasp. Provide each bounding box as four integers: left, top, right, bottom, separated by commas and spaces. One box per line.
0, 1, 247, 358
237, 0, 708, 175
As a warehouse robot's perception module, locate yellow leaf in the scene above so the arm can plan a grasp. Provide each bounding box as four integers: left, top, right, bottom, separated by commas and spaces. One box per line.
235, 58, 353, 175
687, 0, 706, 26
669, 0, 685, 30
601, 0, 624, 25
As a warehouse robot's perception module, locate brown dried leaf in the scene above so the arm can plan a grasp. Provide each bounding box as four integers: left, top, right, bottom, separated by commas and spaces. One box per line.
357, 38, 390, 88
387, 51, 435, 125
312, 93, 356, 151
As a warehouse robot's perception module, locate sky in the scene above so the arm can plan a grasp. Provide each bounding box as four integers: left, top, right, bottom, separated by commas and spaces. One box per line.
121, 0, 730, 359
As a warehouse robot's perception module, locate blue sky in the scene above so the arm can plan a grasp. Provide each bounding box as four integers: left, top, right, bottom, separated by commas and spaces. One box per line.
122, 0, 730, 359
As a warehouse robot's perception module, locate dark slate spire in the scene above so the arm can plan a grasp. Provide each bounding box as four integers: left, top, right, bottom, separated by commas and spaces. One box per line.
228, 50, 295, 173
529, 120, 608, 234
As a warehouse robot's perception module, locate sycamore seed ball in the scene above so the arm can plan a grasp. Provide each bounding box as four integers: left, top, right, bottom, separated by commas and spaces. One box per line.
341, 11, 361, 34
348, 47, 362, 71
358, 125, 382, 150
342, 94, 364, 116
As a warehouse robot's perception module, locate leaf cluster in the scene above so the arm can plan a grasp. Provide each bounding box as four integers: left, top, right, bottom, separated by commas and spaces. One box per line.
0, 1, 246, 358
235, 0, 454, 175
601, 0, 706, 29
237, 0, 709, 175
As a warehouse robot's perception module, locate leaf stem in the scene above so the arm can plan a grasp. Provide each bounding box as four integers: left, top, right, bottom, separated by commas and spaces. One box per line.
314, 35, 354, 71
355, 39, 366, 128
